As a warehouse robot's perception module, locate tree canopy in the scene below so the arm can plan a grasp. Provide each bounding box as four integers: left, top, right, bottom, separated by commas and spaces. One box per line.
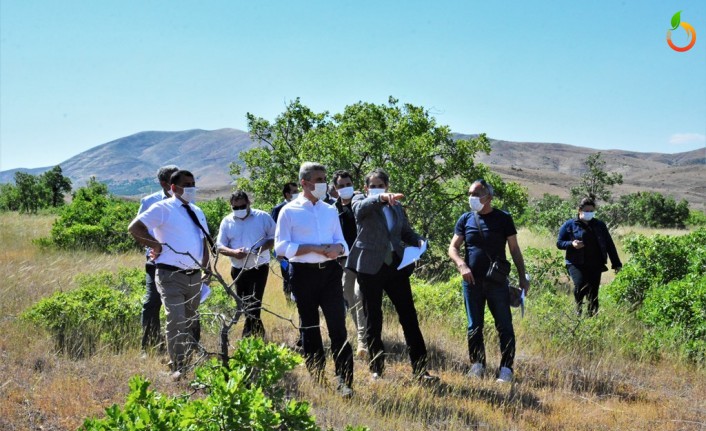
231, 97, 528, 276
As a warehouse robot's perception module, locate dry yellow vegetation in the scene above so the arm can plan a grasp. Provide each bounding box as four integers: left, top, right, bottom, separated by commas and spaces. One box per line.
1, 213, 704, 430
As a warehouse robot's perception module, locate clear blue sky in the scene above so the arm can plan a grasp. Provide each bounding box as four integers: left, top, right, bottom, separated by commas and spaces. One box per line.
1, 0, 705, 170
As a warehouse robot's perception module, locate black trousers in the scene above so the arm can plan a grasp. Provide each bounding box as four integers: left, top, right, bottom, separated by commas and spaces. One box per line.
142, 261, 163, 349
290, 261, 353, 386
567, 263, 603, 316
357, 262, 428, 376
231, 264, 269, 338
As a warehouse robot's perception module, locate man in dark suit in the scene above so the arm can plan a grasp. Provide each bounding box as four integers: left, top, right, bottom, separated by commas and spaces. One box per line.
346, 168, 438, 383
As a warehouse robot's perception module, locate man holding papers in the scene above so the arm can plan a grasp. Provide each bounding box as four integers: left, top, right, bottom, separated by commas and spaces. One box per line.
347, 168, 438, 383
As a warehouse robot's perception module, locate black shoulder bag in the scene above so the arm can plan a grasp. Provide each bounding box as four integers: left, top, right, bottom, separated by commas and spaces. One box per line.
473, 212, 511, 283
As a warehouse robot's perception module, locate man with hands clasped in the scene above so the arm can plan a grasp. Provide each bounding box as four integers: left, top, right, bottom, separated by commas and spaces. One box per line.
217, 190, 275, 338
274, 162, 354, 398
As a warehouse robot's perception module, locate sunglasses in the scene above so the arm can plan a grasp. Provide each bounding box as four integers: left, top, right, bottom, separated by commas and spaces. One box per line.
232, 204, 248, 211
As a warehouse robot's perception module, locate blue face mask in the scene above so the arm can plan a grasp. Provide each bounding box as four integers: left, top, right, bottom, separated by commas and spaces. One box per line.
581, 211, 595, 221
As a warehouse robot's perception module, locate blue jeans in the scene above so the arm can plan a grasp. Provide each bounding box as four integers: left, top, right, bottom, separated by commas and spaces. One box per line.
462, 277, 515, 371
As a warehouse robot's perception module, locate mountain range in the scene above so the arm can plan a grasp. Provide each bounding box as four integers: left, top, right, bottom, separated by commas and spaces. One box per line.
1, 128, 704, 209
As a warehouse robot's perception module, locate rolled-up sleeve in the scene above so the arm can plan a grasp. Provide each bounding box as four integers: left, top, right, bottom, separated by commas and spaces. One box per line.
274, 210, 299, 259
331, 216, 349, 256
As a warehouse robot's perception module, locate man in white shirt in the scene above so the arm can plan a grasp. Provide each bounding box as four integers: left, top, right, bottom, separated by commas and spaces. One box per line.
128, 170, 211, 381
217, 190, 275, 338
274, 162, 354, 398
136, 165, 179, 355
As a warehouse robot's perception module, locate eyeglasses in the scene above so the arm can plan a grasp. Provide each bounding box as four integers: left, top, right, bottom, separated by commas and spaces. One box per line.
232, 204, 247, 210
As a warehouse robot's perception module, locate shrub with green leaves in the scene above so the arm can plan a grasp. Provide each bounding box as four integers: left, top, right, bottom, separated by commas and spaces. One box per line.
80, 337, 369, 431
606, 228, 705, 306
43, 178, 140, 253
638, 273, 706, 364
411, 277, 466, 333
23, 268, 143, 358
198, 196, 232, 237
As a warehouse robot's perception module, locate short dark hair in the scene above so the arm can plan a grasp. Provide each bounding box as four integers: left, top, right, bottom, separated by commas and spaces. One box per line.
157, 165, 179, 183
282, 182, 297, 197
578, 197, 596, 209
170, 170, 194, 186
230, 190, 249, 203
472, 179, 494, 197
332, 170, 352, 186
364, 168, 389, 187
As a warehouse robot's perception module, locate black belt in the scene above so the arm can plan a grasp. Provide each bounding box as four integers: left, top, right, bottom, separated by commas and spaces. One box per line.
292, 260, 336, 270
155, 263, 201, 275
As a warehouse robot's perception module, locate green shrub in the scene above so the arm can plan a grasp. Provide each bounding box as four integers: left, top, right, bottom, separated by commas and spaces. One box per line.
606, 228, 705, 306
521, 247, 570, 295
43, 178, 140, 253
638, 273, 706, 364
22, 268, 143, 358
80, 337, 369, 431
411, 277, 466, 333
687, 209, 706, 227
198, 197, 232, 237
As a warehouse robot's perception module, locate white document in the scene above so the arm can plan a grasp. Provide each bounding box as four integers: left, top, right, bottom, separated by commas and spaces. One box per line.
397, 240, 427, 270
200, 283, 211, 303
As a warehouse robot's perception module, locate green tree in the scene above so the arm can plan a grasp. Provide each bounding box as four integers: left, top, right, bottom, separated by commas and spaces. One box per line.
569, 152, 623, 203
232, 97, 526, 277
14, 171, 48, 214
0, 183, 21, 211
39, 165, 72, 207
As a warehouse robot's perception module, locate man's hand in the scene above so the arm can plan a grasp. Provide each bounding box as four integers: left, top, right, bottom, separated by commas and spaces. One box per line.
572, 240, 584, 249
149, 244, 162, 260
457, 262, 475, 284
232, 247, 249, 259
322, 244, 342, 260
379, 192, 405, 206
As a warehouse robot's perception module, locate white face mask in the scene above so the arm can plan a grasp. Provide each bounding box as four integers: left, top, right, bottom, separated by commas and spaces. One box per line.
233, 209, 248, 219
289, 193, 299, 201
581, 211, 595, 221
311, 182, 328, 200
368, 187, 384, 197
181, 187, 197, 203
337, 186, 354, 200
469, 196, 484, 212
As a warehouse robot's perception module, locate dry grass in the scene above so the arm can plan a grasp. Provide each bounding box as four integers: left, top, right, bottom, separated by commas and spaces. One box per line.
1, 212, 704, 430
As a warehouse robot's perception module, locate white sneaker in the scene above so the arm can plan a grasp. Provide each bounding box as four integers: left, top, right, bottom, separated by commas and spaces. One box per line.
496, 367, 513, 383
371, 372, 382, 381
335, 376, 353, 398
468, 362, 485, 379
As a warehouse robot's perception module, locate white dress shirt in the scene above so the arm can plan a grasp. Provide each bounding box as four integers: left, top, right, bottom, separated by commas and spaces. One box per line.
137, 197, 208, 269
217, 209, 275, 269
274, 195, 349, 263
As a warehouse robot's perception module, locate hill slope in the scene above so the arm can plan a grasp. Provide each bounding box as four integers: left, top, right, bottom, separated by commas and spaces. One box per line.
1, 129, 704, 207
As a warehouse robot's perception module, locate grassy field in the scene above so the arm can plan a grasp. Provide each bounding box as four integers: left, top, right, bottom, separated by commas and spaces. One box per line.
1, 212, 704, 430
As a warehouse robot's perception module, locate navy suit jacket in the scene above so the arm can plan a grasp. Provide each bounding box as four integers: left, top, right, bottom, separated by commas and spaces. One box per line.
346, 193, 422, 275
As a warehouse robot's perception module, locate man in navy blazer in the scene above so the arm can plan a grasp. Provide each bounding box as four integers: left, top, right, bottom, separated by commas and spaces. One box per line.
347, 168, 438, 383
